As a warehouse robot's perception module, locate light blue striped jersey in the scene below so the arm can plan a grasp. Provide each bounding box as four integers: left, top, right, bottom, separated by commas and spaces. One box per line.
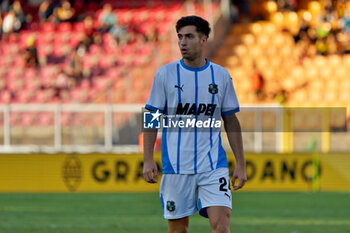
145, 59, 239, 174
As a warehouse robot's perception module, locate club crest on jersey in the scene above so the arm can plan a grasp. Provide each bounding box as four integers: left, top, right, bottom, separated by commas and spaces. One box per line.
208, 84, 218, 94
166, 201, 175, 212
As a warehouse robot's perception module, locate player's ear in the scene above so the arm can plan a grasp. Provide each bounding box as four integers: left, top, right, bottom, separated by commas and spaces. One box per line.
200, 35, 208, 45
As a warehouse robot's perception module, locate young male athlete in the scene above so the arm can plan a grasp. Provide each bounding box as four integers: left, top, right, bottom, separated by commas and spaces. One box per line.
143, 16, 246, 233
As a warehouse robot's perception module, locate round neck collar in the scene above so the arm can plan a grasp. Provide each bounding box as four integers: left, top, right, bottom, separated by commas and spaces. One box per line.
180, 58, 210, 72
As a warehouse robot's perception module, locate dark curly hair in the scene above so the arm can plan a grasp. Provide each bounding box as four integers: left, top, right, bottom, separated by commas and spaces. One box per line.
176, 16, 211, 38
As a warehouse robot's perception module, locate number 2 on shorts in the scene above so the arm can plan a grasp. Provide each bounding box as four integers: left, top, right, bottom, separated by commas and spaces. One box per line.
219, 177, 231, 192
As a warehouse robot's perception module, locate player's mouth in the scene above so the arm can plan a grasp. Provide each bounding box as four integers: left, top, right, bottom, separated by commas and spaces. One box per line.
181, 48, 188, 54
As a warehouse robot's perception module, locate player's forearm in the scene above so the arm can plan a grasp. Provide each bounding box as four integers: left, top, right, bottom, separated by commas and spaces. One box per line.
143, 129, 158, 162
223, 114, 245, 166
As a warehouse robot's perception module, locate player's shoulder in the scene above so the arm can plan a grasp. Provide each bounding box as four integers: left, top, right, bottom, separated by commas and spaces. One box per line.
209, 61, 231, 81
156, 60, 179, 75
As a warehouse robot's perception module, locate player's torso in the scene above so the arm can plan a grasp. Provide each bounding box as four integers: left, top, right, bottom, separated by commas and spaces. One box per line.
161, 60, 227, 174
163, 61, 225, 115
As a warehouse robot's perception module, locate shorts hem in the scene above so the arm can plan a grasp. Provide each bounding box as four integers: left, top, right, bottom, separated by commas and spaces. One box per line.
199, 203, 232, 218
200, 203, 232, 210
163, 210, 197, 220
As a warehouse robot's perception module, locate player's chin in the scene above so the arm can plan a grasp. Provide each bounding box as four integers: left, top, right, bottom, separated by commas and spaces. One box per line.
182, 54, 193, 60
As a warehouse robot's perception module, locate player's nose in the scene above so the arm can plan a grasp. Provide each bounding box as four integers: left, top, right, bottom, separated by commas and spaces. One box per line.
179, 38, 187, 46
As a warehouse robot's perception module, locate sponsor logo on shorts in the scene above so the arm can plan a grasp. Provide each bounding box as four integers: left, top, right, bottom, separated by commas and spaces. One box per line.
166, 201, 176, 212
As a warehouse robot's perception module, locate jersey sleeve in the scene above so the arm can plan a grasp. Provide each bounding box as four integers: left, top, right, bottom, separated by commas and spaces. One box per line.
145, 68, 166, 112
221, 73, 240, 116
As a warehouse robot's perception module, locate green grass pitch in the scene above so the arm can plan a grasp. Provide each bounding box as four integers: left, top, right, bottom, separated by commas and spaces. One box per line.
0, 192, 349, 233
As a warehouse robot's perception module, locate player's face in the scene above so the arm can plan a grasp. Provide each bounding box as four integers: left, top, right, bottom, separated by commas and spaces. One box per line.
178, 25, 207, 61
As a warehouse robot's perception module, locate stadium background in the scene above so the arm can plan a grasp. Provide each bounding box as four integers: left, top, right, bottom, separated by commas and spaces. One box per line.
0, 0, 349, 232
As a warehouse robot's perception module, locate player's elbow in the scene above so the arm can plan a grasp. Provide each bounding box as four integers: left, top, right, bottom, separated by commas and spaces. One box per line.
223, 114, 241, 133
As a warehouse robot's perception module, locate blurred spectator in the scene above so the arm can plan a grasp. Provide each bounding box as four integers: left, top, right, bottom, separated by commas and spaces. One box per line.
315, 37, 329, 55
38, 0, 55, 22
110, 21, 128, 45
250, 63, 264, 101
54, 68, 72, 97
2, 10, 18, 37
0, 10, 3, 36
274, 88, 287, 104
83, 15, 97, 45
78, 35, 92, 53
232, 0, 250, 22
28, 0, 46, 7
293, 19, 309, 43
286, 0, 350, 56
57, 0, 75, 22
340, 10, 350, 32
230, 4, 239, 23
92, 32, 102, 46
1, 0, 10, 13
23, 36, 39, 68
277, 0, 296, 11
98, 3, 116, 32
10, 0, 25, 29
67, 49, 83, 85
250, 0, 266, 21
316, 21, 331, 39
48, 7, 60, 25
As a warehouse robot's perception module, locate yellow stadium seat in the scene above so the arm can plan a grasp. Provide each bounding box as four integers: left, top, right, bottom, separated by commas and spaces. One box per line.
324, 89, 338, 104
343, 55, 350, 67
291, 89, 308, 104
271, 12, 284, 27
319, 66, 332, 79
226, 55, 239, 67
233, 44, 247, 57
304, 65, 319, 79
248, 45, 262, 59
263, 68, 275, 81
256, 58, 268, 71
242, 33, 255, 45
328, 55, 342, 68
249, 22, 263, 35
313, 55, 327, 68
339, 90, 350, 104
257, 34, 270, 46
335, 67, 347, 80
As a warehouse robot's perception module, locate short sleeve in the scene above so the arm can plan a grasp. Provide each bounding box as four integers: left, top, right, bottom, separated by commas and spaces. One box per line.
221, 74, 240, 116
145, 68, 166, 112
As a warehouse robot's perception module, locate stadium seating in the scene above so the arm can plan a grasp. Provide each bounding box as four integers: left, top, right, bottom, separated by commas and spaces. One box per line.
214, 20, 350, 107
0, 0, 221, 129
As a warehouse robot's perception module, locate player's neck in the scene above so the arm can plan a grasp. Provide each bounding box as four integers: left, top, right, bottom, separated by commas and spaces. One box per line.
183, 57, 206, 68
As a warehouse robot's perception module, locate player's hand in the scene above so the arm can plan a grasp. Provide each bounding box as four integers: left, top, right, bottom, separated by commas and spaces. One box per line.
143, 159, 158, 183
232, 164, 247, 191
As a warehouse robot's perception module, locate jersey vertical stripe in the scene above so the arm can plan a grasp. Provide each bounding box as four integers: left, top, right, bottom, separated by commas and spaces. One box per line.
194, 71, 198, 174
176, 64, 182, 174
207, 65, 216, 171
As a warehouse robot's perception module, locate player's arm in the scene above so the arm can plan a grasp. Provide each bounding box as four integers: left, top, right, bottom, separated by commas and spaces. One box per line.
222, 113, 247, 190
143, 67, 165, 184
143, 128, 158, 183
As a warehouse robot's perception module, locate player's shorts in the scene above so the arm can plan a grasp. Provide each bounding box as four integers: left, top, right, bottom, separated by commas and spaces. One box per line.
159, 167, 232, 219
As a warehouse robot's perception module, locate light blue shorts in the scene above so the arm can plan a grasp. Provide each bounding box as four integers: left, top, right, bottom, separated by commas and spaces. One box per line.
160, 167, 232, 219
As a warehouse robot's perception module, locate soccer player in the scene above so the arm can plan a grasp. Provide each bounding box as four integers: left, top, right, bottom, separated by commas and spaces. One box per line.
143, 16, 246, 233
